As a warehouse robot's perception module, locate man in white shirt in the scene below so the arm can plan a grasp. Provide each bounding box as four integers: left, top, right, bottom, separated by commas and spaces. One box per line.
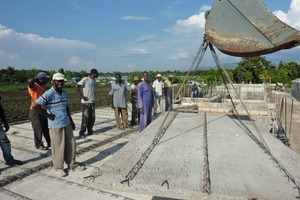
76, 69, 99, 139
152, 74, 164, 115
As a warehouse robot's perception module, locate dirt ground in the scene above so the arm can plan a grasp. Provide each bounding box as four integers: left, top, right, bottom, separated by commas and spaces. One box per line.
274, 92, 300, 155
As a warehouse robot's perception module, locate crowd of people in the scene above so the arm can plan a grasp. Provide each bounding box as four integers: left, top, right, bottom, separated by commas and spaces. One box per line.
189, 80, 204, 98
0, 70, 175, 177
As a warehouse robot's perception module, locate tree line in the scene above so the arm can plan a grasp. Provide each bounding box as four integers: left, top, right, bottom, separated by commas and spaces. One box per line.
0, 56, 299, 88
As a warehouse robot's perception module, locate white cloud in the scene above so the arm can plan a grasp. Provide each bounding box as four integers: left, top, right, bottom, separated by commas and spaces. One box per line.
126, 48, 149, 55
0, 2, 299, 72
168, 49, 189, 60
121, 16, 151, 21
0, 50, 20, 61
68, 1, 82, 11
273, 0, 300, 29
0, 25, 14, 37
67, 56, 94, 67
136, 35, 155, 43
164, 6, 209, 36
0, 24, 98, 70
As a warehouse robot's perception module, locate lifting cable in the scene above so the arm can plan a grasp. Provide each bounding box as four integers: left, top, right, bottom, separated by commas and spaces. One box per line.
207, 38, 300, 195
208, 41, 271, 153
122, 34, 300, 197
121, 36, 209, 185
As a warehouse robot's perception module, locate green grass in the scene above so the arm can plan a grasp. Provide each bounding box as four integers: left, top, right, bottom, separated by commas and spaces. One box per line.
0, 83, 28, 91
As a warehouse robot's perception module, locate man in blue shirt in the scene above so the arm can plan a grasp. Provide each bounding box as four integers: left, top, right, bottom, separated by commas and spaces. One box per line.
35, 72, 85, 177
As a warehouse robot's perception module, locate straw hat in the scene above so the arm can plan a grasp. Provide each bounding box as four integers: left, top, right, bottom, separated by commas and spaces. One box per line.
156, 74, 162, 78
133, 76, 140, 81
168, 74, 174, 78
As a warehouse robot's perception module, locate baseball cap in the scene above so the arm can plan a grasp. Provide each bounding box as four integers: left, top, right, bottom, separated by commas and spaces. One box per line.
36, 72, 50, 79
52, 72, 67, 82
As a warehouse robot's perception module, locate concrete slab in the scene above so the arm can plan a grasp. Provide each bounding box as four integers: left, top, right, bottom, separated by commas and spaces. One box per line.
1, 101, 300, 200
85, 112, 300, 199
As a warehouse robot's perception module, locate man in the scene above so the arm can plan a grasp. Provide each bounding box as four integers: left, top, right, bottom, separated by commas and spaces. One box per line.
0, 95, 23, 166
198, 81, 204, 98
152, 74, 164, 115
109, 73, 131, 129
35, 72, 85, 177
138, 71, 154, 132
76, 69, 99, 139
164, 74, 173, 111
28, 72, 51, 150
130, 76, 140, 126
191, 83, 198, 98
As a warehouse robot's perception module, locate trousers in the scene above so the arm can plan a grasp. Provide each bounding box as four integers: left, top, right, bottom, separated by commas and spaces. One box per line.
29, 110, 51, 148
0, 124, 14, 164
114, 107, 128, 128
49, 124, 76, 170
79, 103, 95, 136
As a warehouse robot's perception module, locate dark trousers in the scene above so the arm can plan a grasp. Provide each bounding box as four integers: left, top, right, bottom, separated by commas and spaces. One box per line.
165, 96, 173, 111
0, 124, 14, 164
29, 110, 51, 148
79, 103, 95, 136
130, 101, 140, 125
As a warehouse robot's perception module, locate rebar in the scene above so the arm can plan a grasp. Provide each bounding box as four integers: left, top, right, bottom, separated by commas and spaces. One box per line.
202, 112, 211, 194
122, 111, 178, 183
0, 127, 138, 188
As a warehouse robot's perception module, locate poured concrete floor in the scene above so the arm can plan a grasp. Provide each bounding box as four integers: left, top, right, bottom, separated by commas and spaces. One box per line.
0, 105, 300, 200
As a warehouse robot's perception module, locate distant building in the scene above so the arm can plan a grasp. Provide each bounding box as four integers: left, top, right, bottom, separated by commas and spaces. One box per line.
291, 78, 300, 101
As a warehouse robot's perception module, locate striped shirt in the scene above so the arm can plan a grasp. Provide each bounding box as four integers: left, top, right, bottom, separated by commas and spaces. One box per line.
35, 86, 70, 129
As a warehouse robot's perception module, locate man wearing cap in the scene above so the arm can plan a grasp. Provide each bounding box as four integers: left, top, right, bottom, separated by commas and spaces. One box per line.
164, 74, 174, 111
152, 74, 164, 115
130, 76, 140, 126
76, 69, 99, 139
35, 72, 85, 177
28, 72, 51, 150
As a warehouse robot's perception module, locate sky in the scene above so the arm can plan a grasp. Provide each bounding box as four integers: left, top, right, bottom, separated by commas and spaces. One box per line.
0, 0, 299, 73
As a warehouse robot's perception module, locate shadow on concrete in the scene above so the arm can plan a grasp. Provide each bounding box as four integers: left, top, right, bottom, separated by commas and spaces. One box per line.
95, 125, 117, 133
94, 119, 116, 125
0, 151, 51, 173
227, 114, 252, 121
82, 141, 128, 165
75, 138, 94, 146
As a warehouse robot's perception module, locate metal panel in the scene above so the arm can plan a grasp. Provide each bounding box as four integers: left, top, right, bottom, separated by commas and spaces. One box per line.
205, 0, 300, 57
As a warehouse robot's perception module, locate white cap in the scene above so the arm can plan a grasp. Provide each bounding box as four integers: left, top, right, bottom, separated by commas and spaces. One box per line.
52, 72, 67, 82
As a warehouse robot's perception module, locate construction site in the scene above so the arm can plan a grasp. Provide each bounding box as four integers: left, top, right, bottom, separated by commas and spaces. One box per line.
1, 0, 300, 199
0, 82, 300, 200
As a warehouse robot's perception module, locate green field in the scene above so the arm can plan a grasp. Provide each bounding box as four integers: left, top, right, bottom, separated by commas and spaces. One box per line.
0, 83, 112, 124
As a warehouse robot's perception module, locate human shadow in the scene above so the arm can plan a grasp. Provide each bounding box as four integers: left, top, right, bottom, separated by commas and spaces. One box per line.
94, 125, 116, 134
0, 150, 52, 173
82, 141, 128, 165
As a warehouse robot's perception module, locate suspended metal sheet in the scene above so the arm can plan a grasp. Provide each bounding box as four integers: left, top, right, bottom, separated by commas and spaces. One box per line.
205, 0, 300, 57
